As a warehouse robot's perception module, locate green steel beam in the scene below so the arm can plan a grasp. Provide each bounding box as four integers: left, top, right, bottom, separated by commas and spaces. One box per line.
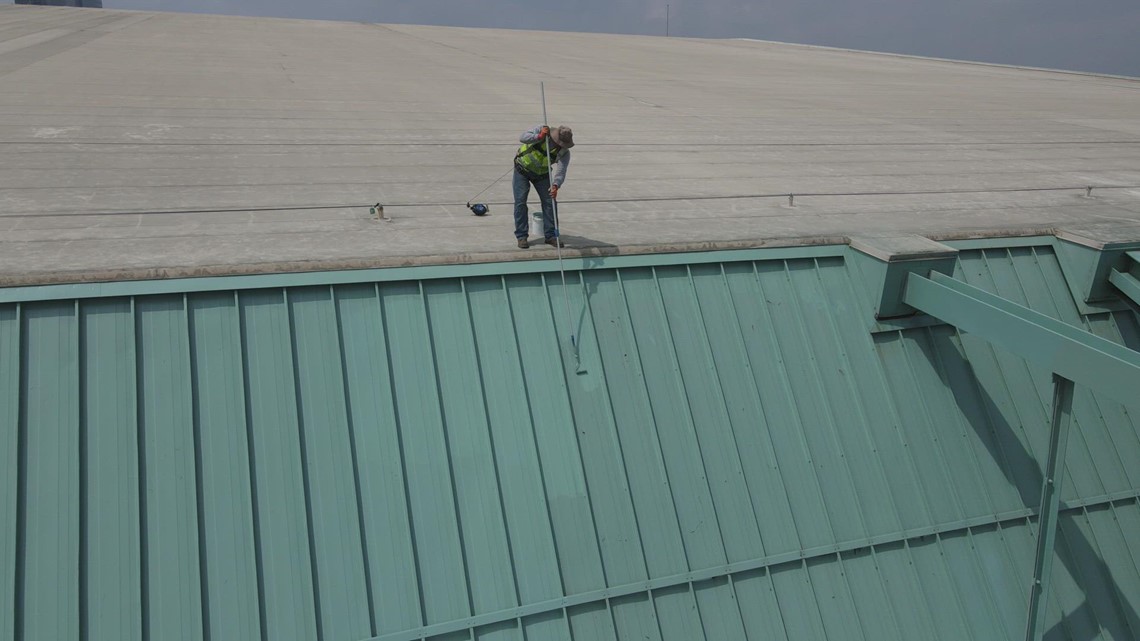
1024, 375, 1075, 641
903, 270, 1140, 408
366, 490, 1139, 641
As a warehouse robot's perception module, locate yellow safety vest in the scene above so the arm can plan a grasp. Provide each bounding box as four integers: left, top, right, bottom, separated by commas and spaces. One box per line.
515, 141, 561, 177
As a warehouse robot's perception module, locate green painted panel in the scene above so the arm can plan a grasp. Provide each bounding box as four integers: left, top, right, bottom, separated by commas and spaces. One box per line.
770, 561, 829, 640
759, 261, 866, 543
693, 577, 748, 641
4, 245, 1140, 641
465, 278, 565, 608
657, 265, 765, 564
379, 281, 470, 625
503, 273, 606, 598
186, 293, 261, 641
587, 270, 691, 577
0, 305, 17, 641
287, 287, 372, 640
731, 569, 790, 641
553, 272, 647, 587
609, 594, 661, 641
21, 302, 79, 641
80, 299, 142, 641
136, 295, 203, 641
840, 548, 903, 640
238, 289, 319, 641
783, 260, 903, 537
332, 284, 422, 635
652, 586, 704, 641
422, 279, 517, 627
567, 602, 616, 641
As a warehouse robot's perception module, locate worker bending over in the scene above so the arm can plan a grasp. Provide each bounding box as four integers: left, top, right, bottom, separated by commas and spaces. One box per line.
513, 124, 573, 248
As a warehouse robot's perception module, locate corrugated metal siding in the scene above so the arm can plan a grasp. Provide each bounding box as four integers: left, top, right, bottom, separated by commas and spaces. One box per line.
1, 245, 1139, 641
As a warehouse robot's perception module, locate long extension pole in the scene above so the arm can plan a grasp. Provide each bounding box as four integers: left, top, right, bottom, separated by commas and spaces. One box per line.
541, 82, 578, 358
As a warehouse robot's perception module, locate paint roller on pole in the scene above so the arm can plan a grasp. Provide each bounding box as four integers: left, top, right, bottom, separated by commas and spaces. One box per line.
541, 82, 580, 365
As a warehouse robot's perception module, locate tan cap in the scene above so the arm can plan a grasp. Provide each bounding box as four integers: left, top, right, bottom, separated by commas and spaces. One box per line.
550, 125, 574, 148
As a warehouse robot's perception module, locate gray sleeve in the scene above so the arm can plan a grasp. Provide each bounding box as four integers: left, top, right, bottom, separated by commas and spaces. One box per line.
519, 125, 544, 144
552, 150, 570, 186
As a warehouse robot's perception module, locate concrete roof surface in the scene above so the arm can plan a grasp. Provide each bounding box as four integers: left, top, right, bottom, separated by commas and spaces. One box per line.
2, 4, 1140, 285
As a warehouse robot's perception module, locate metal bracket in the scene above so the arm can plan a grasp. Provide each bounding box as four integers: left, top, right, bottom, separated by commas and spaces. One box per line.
847, 235, 958, 322
1054, 226, 1140, 313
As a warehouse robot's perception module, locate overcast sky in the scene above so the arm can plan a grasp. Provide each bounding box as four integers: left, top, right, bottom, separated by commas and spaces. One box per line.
11, 0, 1140, 77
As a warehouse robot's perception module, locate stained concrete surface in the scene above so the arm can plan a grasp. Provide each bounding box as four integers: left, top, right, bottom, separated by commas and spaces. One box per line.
2, 5, 1139, 285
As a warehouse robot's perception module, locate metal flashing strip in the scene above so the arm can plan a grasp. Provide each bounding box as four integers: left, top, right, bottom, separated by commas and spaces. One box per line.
0, 245, 844, 304
368, 489, 1140, 641
941, 235, 1057, 251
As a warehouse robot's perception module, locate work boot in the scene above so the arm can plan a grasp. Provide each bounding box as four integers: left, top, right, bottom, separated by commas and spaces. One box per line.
517, 237, 529, 249
544, 237, 564, 248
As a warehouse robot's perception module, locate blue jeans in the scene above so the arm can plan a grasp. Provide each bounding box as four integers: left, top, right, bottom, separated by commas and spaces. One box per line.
513, 168, 556, 239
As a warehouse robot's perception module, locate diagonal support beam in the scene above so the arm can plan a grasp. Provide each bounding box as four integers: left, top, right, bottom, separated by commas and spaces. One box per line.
903, 270, 1140, 409
1024, 375, 1075, 641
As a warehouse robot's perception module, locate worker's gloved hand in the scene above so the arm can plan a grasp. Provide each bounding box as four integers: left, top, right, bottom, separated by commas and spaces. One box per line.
549, 184, 559, 199
538, 126, 550, 141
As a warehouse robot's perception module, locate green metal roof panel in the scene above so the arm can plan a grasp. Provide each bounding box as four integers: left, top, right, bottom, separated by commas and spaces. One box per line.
2, 244, 1139, 641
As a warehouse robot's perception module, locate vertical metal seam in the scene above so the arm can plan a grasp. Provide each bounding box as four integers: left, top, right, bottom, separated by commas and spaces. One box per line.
810, 258, 908, 640
77, 299, 87, 641
838, 260, 940, 531
900, 331, 970, 516
546, 269, 641, 639
945, 318, 1034, 506
747, 263, 834, 638
1030, 246, 1133, 493
973, 250, 1049, 476
528, 271, 611, 639
283, 288, 325, 641
964, 526, 1018, 639
131, 297, 149, 641
780, 261, 873, 543
418, 280, 478, 622
1101, 501, 1140, 634
812, 258, 910, 528
555, 270, 654, 582
233, 291, 270, 641
717, 263, 805, 548
934, 529, 981, 641
612, 270, 694, 571
922, 322, 1005, 516
464, 277, 530, 610
899, 538, 946, 641
1002, 249, 1089, 502
457, 277, 525, 612
723, 573, 756, 641
328, 285, 378, 637
12, 309, 24, 641
920, 327, 1019, 635
646, 266, 732, 567
862, 545, 904, 641
185, 293, 212, 641
373, 282, 428, 630
1055, 503, 1137, 639
895, 332, 978, 637
945, 292, 1042, 502
684, 264, 767, 558
831, 551, 874, 641
747, 262, 840, 543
